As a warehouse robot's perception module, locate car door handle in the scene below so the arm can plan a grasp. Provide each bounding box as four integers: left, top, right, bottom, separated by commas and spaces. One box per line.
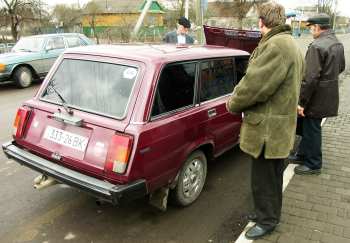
208, 108, 217, 118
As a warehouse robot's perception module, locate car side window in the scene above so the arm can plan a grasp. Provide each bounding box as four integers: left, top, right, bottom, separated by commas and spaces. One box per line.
46, 37, 65, 50
235, 56, 249, 83
66, 36, 86, 48
200, 58, 235, 102
151, 62, 196, 117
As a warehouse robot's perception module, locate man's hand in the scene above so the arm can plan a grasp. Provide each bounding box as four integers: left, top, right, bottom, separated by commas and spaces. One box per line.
297, 105, 305, 117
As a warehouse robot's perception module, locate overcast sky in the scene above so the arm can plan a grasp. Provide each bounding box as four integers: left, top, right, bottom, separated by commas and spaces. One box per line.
42, 0, 350, 17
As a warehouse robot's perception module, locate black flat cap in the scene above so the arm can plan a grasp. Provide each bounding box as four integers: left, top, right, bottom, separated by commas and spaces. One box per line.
178, 16, 191, 28
306, 13, 330, 26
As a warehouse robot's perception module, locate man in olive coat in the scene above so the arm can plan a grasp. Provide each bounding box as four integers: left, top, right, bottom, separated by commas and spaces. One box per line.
226, 2, 304, 239
291, 14, 345, 175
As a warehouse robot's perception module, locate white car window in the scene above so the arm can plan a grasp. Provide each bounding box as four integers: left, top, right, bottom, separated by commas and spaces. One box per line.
46, 37, 65, 50
66, 36, 85, 48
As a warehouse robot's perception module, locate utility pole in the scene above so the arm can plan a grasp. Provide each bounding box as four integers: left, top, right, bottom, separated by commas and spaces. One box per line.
132, 0, 153, 41
333, 0, 338, 30
185, 0, 189, 19
195, 0, 203, 44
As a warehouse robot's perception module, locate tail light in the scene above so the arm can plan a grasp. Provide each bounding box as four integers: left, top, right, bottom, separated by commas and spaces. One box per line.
13, 107, 31, 139
105, 133, 133, 174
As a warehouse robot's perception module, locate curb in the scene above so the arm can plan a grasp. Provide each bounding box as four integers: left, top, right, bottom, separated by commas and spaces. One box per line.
234, 117, 326, 243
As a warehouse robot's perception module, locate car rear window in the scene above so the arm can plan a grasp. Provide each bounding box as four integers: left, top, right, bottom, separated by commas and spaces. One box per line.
41, 59, 138, 119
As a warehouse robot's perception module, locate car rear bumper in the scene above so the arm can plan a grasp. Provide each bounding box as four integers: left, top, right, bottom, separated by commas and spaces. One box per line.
2, 141, 147, 205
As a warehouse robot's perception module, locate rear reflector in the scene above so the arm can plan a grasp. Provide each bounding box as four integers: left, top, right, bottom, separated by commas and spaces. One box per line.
13, 107, 31, 139
105, 133, 133, 174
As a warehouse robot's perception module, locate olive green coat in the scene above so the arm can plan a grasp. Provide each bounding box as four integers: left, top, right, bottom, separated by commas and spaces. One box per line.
226, 25, 305, 159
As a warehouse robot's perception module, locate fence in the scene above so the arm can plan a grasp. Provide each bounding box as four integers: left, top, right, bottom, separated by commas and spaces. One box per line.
0, 43, 15, 53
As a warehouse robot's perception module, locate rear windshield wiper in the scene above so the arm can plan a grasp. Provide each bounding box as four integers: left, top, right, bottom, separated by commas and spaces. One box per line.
46, 79, 73, 115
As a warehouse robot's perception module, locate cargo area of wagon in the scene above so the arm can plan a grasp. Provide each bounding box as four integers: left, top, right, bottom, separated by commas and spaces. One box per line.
203, 25, 261, 53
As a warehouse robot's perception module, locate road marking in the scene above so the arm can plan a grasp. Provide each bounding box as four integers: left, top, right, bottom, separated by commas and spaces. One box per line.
235, 118, 327, 242
235, 164, 297, 243
283, 164, 297, 192
235, 221, 255, 243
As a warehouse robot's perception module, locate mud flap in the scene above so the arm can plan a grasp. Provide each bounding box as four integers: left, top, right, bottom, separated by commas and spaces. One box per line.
149, 187, 169, 212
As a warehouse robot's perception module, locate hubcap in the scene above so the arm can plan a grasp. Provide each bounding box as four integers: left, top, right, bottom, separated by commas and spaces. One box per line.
182, 159, 204, 199
20, 70, 31, 86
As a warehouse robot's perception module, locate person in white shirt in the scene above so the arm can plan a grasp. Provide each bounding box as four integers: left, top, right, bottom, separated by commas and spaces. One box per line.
163, 17, 194, 44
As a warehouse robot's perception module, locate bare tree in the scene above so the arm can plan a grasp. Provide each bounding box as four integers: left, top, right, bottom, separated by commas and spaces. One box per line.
1, 0, 41, 41
317, 0, 335, 25
164, 0, 195, 30
84, 1, 101, 44
52, 4, 82, 32
204, 0, 267, 29
0, 8, 10, 41
318, 0, 334, 13
232, 0, 268, 29
119, 16, 135, 43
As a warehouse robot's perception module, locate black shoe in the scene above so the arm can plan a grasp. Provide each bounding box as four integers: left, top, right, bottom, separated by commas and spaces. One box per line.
294, 165, 321, 175
245, 224, 274, 240
246, 212, 257, 221
287, 154, 304, 164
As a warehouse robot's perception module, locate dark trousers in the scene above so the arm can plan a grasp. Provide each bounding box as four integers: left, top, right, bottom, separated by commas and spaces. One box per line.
298, 117, 322, 169
251, 151, 284, 230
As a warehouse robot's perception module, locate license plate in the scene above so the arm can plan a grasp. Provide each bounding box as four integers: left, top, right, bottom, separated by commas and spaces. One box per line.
43, 126, 89, 152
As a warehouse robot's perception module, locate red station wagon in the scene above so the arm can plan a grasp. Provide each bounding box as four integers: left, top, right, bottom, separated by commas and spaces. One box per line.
3, 41, 255, 209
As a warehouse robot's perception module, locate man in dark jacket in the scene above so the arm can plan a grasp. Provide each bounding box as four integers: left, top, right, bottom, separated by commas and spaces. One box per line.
291, 14, 346, 175
226, 2, 304, 240
163, 16, 194, 44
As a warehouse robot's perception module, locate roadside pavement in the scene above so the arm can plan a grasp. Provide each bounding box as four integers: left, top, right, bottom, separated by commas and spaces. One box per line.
236, 69, 350, 243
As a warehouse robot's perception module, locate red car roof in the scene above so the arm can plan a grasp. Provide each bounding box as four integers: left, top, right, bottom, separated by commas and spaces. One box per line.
64, 44, 250, 63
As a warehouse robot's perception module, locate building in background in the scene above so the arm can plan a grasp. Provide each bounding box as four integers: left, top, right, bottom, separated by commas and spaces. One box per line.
82, 0, 165, 42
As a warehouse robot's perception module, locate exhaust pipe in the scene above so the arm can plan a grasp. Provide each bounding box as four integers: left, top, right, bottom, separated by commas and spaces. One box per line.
34, 174, 57, 190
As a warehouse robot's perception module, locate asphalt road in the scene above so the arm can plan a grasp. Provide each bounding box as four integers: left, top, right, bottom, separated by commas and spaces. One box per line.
0, 82, 252, 243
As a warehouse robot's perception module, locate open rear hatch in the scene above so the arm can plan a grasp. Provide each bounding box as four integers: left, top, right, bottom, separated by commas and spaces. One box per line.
204, 25, 261, 53
14, 57, 139, 180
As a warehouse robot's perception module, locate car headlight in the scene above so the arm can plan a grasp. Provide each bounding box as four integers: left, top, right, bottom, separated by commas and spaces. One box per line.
0, 63, 6, 72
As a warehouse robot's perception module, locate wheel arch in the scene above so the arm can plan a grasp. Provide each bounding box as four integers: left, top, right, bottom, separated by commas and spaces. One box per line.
11, 63, 39, 80
169, 142, 214, 189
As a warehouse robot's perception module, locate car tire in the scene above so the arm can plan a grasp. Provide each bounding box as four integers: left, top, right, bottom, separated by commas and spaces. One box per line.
171, 150, 207, 206
14, 66, 33, 88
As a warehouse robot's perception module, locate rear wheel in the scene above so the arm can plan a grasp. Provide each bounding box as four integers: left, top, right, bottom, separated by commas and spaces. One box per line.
172, 150, 207, 206
14, 66, 33, 88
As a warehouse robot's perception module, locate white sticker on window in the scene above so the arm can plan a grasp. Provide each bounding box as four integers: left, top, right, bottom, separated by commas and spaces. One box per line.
123, 68, 137, 79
